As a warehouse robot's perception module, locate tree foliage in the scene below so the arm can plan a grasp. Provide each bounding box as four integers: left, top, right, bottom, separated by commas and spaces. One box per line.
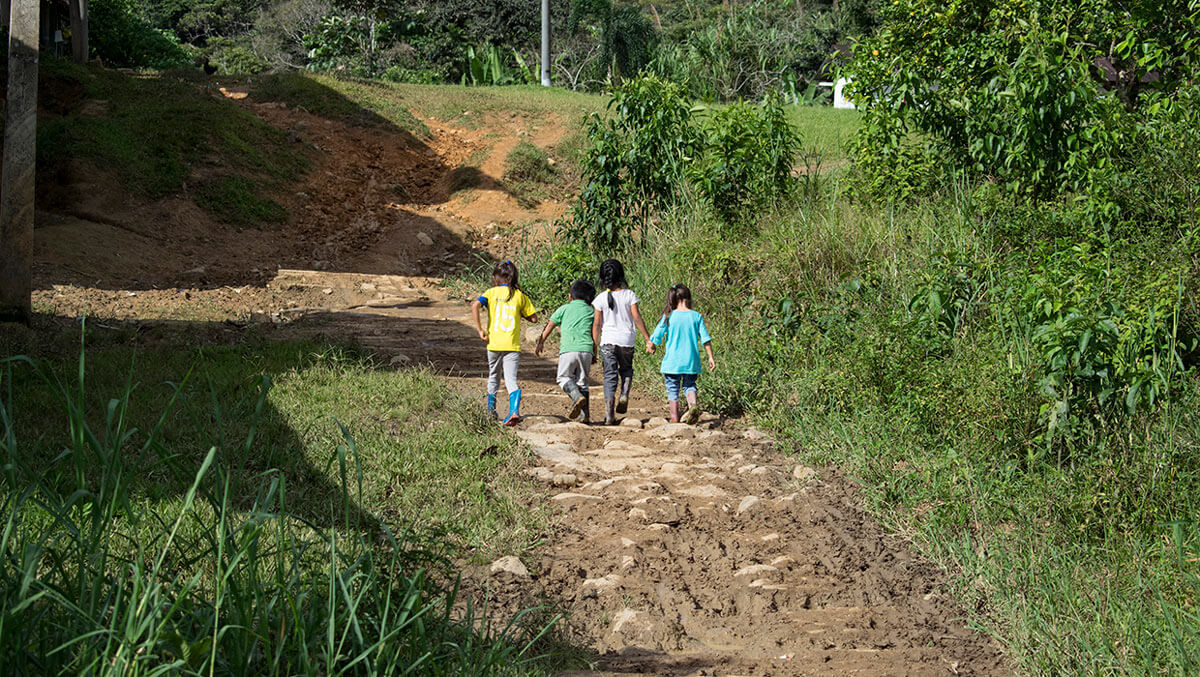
847, 0, 1200, 200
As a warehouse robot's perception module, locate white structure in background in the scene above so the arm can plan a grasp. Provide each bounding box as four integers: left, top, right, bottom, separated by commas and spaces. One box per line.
817, 78, 856, 109
833, 78, 855, 109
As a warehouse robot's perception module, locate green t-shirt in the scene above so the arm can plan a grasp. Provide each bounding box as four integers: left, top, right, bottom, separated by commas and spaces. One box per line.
549, 299, 595, 354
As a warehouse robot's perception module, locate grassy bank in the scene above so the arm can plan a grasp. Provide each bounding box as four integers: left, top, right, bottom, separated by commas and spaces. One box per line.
0, 339, 568, 674
504, 184, 1200, 673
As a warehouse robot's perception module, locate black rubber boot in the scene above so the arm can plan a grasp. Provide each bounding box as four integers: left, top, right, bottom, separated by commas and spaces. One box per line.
566, 385, 586, 421
580, 393, 591, 423
604, 397, 617, 426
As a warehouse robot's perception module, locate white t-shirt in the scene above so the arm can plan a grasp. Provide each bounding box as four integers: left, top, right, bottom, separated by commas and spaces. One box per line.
593, 289, 641, 347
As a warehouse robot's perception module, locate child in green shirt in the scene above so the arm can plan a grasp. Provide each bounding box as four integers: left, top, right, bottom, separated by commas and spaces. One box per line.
536, 280, 597, 422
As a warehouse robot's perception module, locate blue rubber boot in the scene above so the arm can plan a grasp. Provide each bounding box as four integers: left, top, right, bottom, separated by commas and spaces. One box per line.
502, 390, 522, 426
486, 394, 497, 420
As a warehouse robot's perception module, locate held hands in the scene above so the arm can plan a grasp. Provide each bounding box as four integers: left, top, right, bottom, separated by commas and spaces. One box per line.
646, 343, 656, 354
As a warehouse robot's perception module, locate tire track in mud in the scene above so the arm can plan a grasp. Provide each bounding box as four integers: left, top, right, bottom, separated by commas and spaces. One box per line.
274, 271, 1008, 676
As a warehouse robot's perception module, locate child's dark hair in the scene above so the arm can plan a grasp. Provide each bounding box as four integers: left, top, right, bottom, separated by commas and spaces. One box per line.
598, 259, 627, 310
492, 260, 520, 301
663, 283, 692, 326
569, 279, 596, 305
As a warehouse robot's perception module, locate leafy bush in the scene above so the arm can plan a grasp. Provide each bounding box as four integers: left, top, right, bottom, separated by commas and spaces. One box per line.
569, 75, 696, 251
89, 0, 191, 68
461, 44, 538, 86
504, 142, 556, 185
690, 98, 801, 227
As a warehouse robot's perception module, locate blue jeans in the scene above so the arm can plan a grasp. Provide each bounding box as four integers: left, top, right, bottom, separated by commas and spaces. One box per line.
663, 373, 698, 402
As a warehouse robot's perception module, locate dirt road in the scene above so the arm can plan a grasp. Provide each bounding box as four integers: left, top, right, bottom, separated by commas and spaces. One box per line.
264, 270, 1007, 676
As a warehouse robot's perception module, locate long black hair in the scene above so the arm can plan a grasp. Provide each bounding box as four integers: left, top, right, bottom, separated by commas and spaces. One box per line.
493, 260, 520, 301
598, 259, 627, 310
663, 283, 692, 327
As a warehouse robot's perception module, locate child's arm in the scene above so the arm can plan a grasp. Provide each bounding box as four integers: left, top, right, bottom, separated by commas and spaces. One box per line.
646, 315, 667, 353
630, 303, 652, 345
470, 299, 488, 342
591, 309, 603, 350
703, 341, 716, 371
535, 321, 557, 356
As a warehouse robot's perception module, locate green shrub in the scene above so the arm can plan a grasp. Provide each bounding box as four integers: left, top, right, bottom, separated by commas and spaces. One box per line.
690, 98, 801, 228
89, 0, 191, 68
504, 142, 556, 185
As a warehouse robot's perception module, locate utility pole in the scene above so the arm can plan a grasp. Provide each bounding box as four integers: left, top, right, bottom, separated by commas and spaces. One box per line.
541, 0, 551, 86
68, 0, 88, 63
0, 0, 38, 324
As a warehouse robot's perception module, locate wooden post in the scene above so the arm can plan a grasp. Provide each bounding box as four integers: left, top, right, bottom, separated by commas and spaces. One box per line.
69, 0, 87, 63
0, 0, 39, 324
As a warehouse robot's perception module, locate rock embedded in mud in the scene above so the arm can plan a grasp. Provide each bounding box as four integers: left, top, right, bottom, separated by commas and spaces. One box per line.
646, 417, 669, 427
743, 428, 771, 441
416, 231, 434, 246
579, 573, 621, 598
733, 564, 780, 583
736, 495, 763, 516
628, 507, 650, 521
645, 423, 697, 439
620, 418, 643, 429
489, 556, 529, 578
793, 465, 820, 482
551, 473, 577, 487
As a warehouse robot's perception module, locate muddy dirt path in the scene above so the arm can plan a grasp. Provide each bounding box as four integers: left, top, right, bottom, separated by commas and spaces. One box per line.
265, 270, 1008, 676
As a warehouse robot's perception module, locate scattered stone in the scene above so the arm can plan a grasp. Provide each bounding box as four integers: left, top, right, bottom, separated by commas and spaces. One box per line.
770, 555, 794, 567
620, 537, 636, 548
628, 507, 649, 521
676, 484, 728, 498
416, 231, 435, 246
389, 354, 411, 366
322, 288, 334, 295
750, 466, 773, 477
551, 473, 578, 487
645, 423, 697, 439
490, 556, 529, 578
736, 496, 763, 516
737, 464, 758, 475
743, 428, 771, 441
621, 555, 636, 569
620, 418, 644, 429
524, 467, 554, 482
760, 532, 781, 543
361, 282, 377, 292
733, 564, 779, 582
646, 417, 669, 427
579, 574, 621, 598
647, 523, 671, 531
552, 492, 604, 502
793, 465, 820, 482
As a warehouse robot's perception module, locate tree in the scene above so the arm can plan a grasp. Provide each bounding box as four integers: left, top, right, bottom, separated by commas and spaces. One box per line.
0, 0, 38, 324
69, 0, 88, 63
846, 0, 1200, 198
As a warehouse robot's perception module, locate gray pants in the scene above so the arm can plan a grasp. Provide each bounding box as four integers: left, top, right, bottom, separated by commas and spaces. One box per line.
487, 350, 520, 395
556, 351, 592, 396
599, 344, 634, 400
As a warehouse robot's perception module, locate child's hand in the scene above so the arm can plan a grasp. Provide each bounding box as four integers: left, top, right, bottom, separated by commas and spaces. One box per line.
535, 339, 545, 356
477, 328, 488, 342
646, 343, 656, 354
708, 356, 716, 371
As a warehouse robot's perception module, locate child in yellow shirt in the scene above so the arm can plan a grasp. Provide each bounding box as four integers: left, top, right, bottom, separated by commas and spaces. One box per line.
471, 261, 539, 425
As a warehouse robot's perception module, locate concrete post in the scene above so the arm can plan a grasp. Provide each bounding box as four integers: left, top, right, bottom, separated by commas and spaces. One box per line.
0, 0, 38, 324
541, 0, 551, 86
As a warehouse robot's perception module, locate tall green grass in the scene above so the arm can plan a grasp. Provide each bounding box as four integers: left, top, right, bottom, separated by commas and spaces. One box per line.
0, 340, 571, 675
512, 179, 1200, 673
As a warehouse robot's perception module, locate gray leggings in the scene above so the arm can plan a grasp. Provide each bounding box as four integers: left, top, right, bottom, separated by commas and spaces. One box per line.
487, 350, 520, 395
599, 344, 634, 399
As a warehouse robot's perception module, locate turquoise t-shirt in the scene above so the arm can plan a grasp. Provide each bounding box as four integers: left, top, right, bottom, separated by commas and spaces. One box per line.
649, 309, 712, 375
549, 299, 595, 354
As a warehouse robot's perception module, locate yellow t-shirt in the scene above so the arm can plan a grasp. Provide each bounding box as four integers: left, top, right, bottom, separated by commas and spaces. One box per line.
479, 286, 538, 352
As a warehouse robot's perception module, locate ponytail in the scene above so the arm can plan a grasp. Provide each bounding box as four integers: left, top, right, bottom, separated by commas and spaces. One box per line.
663, 283, 692, 328
598, 259, 627, 310
493, 260, 519, 301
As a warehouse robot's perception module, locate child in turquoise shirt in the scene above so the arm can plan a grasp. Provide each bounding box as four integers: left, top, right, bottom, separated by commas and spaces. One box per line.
536, 280, 597, 422
647, 283, 716, 424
